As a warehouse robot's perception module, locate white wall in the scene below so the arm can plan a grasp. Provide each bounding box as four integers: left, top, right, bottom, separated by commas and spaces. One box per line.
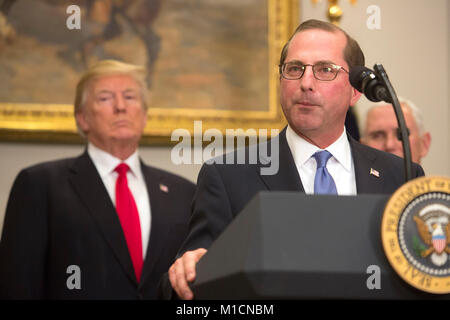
301, 0, 450, 177
1, 0, 449, 234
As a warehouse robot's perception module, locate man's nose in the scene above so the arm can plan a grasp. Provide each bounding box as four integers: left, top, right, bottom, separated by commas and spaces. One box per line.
114, 95, 126, 112
300, 66, 316, 91
384, 132, 402, 153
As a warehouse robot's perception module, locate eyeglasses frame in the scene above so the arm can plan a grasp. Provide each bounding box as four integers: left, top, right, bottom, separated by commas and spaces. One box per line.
279, 62, 349, 81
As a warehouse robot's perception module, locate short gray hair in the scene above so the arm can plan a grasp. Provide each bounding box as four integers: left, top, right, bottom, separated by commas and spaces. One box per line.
360, 97, 425, 136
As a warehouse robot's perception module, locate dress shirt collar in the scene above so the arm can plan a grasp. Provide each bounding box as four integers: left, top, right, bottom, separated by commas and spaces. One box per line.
87, 143, 142, 179
286, 125, 352, 172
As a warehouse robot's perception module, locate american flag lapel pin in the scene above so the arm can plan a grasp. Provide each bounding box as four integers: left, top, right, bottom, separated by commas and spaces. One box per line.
159, 184, 169, 193
370, 168, 380, 178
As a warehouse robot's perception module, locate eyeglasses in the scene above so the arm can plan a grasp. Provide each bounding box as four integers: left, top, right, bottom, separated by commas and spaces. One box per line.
280, 62, 349, 81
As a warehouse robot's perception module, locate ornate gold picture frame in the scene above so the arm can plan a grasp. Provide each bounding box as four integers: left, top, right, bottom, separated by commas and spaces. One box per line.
0, 0, 298, 145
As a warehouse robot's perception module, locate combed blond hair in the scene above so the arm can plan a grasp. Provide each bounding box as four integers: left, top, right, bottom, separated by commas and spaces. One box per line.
74, 60, 149, 136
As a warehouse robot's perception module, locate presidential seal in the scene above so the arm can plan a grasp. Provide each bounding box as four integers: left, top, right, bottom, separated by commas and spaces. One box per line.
381, 176, 450, 294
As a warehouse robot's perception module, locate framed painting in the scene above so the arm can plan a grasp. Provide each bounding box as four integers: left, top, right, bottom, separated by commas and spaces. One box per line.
0, 0, 298, 144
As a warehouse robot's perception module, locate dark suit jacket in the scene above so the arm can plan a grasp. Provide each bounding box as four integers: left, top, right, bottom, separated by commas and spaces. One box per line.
0, 151, 195, 299
177, 128, 425, 254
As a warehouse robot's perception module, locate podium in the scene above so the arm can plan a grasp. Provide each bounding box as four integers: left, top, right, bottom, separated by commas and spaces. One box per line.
192, 192, 448, 299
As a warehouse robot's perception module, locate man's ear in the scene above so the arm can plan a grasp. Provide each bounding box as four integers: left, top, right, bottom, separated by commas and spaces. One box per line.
142, 108, 148, 128
420, 131, 431, 158
349, 87, 362, 107
75, 112, 89, 133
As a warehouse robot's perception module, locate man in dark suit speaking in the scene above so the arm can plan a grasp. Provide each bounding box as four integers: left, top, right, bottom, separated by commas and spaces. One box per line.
0, 60, 195, 299
167, 19, 425, 300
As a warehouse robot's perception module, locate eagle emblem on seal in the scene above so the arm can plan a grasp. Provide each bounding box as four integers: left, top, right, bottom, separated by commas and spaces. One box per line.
413, 204, 450, 266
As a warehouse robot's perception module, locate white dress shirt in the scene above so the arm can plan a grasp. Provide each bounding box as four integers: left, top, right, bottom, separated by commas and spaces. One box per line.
87, 143, 151, 259
285, 125, 357, 195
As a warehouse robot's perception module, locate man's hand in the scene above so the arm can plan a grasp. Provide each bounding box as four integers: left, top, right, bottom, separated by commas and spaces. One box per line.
168, 248, 207, 300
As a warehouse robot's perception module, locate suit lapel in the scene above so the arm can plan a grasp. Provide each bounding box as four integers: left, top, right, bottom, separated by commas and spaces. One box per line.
257, 130, 386, 194
259, 128, 304, 192
349, 135, 384, 194
68, 151, 137, 285
139, 163, 170, 287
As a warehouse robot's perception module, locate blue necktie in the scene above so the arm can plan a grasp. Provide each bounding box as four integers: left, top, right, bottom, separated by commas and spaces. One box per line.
313, 150, 337, 195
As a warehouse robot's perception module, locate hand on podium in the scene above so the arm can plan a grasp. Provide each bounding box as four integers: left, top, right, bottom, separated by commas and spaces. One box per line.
169, 248, 207, 300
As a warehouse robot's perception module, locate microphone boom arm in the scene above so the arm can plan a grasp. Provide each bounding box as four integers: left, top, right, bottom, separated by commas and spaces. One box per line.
373, 64, 413, 182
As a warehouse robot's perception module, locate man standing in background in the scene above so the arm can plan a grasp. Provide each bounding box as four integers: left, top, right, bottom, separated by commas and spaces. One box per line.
0, 60, 195, 299
360, 98, 431, 165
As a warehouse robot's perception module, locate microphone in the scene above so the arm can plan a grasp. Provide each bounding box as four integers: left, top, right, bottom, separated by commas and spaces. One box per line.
351, 63, 413, 182
349, 66, 392, 103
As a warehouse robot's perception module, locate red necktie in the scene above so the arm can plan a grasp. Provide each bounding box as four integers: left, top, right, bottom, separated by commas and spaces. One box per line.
115, 163, 143, 282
